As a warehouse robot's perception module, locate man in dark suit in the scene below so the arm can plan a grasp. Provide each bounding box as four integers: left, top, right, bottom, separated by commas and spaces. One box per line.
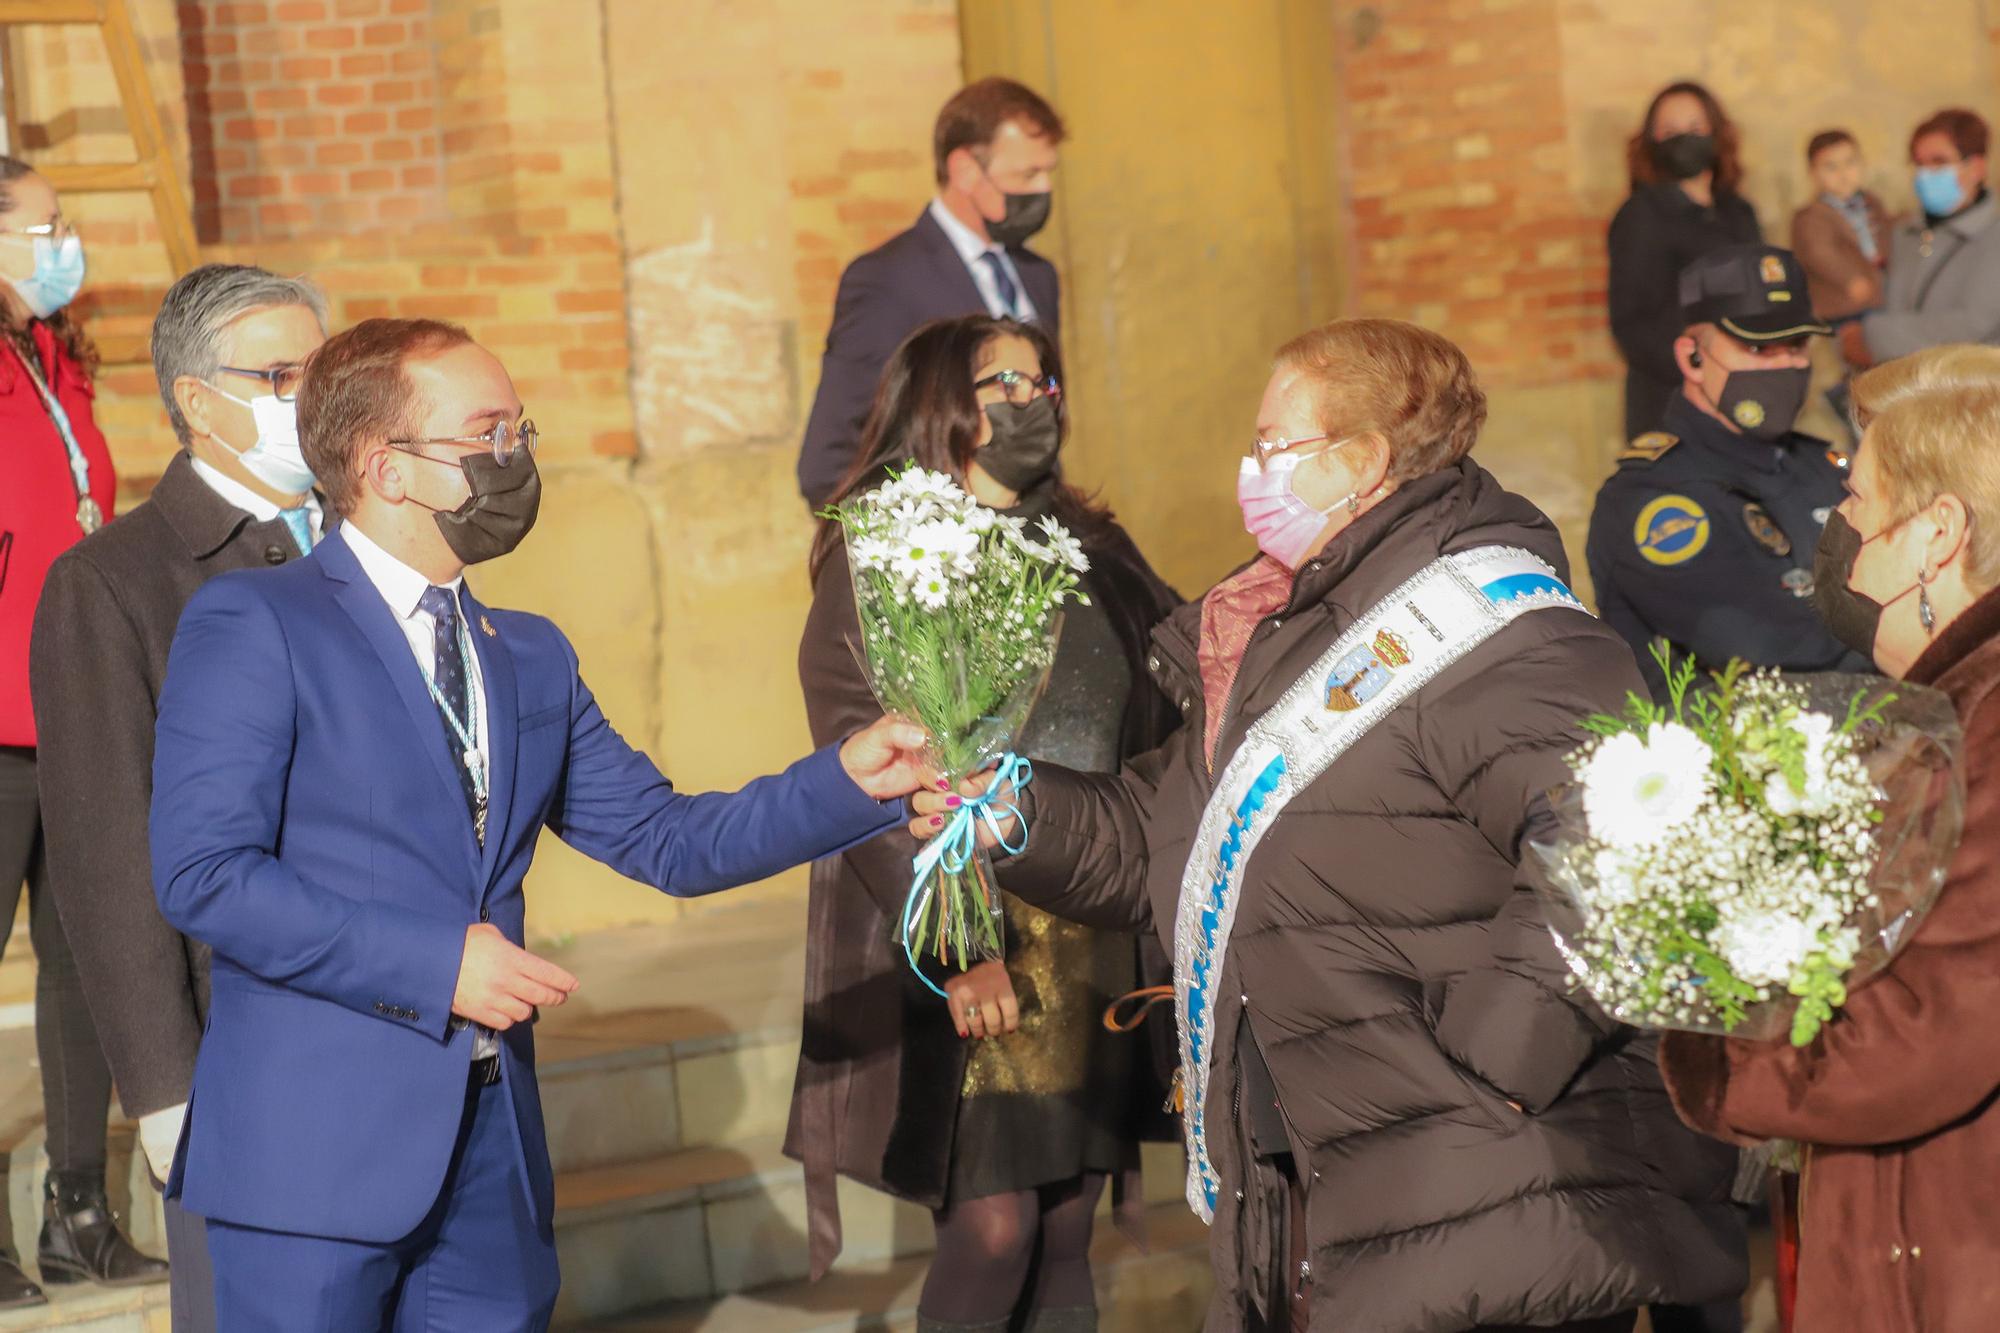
147, 316, 933, 1330
31, 262, 333, 1333
796, 77, 1065, 506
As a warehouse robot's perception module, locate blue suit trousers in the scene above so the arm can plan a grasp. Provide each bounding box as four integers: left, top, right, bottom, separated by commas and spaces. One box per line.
206, 1074, 558, 1332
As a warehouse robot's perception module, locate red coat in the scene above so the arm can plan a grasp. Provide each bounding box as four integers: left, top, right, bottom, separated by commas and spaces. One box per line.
0, 322, 116, 746
1660, 583, 2000, 1333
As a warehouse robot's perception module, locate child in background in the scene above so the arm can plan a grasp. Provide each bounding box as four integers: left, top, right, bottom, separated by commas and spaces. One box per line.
1791, 129, 1891, 323
1791, 129, 1891, 434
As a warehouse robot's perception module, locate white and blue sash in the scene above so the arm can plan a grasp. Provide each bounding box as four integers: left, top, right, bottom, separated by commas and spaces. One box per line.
1172, 546, 1586, 1222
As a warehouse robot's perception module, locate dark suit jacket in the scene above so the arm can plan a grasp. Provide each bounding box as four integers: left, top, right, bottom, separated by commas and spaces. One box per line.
796, 207, 1060, 506
149, 525, 900, 1242
29, 452, 312, 1119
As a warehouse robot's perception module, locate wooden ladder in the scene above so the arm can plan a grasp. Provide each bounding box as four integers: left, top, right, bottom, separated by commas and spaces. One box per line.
0, 0, 195, 363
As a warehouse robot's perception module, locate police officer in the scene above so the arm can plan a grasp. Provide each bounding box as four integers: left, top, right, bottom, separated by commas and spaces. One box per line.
1588, 243, 1871, 699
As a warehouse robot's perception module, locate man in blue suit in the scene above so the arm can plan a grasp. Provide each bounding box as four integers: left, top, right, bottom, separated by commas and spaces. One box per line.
149, 317, 937, 1331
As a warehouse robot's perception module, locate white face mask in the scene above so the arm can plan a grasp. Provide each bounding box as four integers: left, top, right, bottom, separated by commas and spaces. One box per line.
205, 383, 316, 495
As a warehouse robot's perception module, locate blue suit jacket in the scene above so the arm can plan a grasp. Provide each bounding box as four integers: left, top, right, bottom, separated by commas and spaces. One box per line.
150, 527, 899, 1242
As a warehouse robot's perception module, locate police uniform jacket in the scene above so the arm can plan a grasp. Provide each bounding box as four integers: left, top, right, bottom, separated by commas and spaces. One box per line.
1586, 392, 1869, 699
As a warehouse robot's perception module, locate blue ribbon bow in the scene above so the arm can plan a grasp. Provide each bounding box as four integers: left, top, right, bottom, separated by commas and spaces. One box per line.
902, 752, 1034, 997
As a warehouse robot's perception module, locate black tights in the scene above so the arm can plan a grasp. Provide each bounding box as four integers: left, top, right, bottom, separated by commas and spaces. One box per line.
0, 747, 111, 1178
919, 1173, 1104, 1326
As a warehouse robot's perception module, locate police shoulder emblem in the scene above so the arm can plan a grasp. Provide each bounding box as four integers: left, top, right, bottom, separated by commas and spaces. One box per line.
1633, 493, 1710, 566
1743, 503, 1790, 556
1326, 630, 1414, 713
1618, 431, 1680, 463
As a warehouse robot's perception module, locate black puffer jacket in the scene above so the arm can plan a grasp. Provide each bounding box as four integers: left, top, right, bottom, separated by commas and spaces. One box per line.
999, 460, 1745, 1332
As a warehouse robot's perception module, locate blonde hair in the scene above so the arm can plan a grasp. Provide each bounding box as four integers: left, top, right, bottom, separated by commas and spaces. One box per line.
1852, 344, 2000, 589
1272, 318, 1487, 480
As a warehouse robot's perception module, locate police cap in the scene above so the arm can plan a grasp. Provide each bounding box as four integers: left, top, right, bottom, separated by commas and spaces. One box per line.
1679, 244, 1831, 343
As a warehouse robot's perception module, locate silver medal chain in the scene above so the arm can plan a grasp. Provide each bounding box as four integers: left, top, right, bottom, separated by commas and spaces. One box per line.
420, 606, 488, 842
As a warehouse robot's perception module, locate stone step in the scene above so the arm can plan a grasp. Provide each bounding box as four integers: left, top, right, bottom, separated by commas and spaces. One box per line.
551, 1134, 1192, 1327
0, 1284, 170, 1333
525, 904, 816, 1174
553, 1133, 930, 1325
569, 1199, 1214, 1333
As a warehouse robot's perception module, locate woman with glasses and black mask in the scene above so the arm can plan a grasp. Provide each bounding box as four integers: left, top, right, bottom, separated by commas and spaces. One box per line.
0, 156, 166, 1308
1610, 81, 1764, 440
787, 315, 1179, 1333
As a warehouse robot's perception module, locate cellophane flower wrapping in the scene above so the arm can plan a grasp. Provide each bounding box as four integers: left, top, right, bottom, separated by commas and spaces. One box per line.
823, 465, 1090, 972
1531, 653, 1964, 1046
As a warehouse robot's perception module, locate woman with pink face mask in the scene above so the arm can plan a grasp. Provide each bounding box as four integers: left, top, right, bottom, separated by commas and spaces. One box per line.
910, 318, 1747, 1332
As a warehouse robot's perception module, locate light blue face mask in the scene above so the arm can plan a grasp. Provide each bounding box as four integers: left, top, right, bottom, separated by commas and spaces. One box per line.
5, 233, 85, 318
1915, 165, 1967, 219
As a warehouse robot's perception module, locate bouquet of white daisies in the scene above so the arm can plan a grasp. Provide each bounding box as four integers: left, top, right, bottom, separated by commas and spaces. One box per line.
823, 465, 1090, 978
1532, 650, 1963, 1046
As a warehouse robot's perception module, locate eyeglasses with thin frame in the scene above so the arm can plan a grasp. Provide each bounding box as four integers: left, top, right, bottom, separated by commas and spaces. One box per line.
974, 369, 1061, 406
217, 363, 307, 402
388, 417, 538, 466
0, 217, 78, 246
1251, 432, 1333, 473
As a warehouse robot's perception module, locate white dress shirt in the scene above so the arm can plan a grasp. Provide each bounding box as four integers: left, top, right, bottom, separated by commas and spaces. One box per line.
189, 455, 325, 543
928, 197, 1038, 322
340, 521, 496, 1059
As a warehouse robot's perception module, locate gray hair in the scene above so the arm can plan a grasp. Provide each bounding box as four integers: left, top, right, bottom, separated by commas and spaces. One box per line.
152, 263, 328, 447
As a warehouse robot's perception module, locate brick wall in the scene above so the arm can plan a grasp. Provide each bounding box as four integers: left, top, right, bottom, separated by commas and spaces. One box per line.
180, 0, 444, 241
1335, 0, 1617, 393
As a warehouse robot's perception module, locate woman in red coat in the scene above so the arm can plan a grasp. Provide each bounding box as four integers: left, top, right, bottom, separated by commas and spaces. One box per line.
1661, 342, 2000, 1331
0, 156, 166, 1308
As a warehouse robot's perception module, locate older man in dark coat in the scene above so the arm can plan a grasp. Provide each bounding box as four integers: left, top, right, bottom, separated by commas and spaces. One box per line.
795, 77, 1063, 507
28, 263, 329, 1333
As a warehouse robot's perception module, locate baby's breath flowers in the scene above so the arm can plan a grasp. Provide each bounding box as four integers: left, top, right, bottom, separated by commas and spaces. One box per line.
1535, 649, 1962, 1047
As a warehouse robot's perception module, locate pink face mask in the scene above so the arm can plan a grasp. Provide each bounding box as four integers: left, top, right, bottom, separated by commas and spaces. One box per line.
1236, 440, 1356, 569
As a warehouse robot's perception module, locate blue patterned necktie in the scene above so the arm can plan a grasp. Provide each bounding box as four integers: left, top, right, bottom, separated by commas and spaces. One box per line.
279, 505, 313, 555
978, 251, 1020, 317
418, 586, 480, 827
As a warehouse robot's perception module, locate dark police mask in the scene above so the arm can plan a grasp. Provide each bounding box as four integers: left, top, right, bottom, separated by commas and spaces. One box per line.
1712, 364, 1812, 440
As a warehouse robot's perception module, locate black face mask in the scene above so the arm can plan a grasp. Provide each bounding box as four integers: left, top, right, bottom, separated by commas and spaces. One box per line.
1811, 509, 1893, 658
986, 190, 1052, 248
977, 397, 1061, 492
1713, 365, 1810, 440
1652, 132, 1718, 181
427, 449, 542, 565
